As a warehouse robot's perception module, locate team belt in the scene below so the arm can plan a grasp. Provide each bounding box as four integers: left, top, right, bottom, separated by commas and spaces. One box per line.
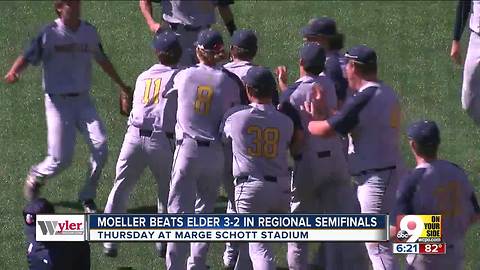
236, 175, 277, 183
169, 22, 209, 32
352, 165, 397, 177
48, 93, 81, 98
293, 151, 331, 161
176, 139, 210, 147
138, 130, 174, 139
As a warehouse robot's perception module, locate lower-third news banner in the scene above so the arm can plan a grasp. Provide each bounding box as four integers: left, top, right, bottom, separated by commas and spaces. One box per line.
36, 214, 388, 242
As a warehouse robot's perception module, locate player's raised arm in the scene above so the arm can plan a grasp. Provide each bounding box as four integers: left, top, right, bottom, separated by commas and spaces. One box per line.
451, 0, 472, 64
216, 0, 237, 36
139, 0, 161, 33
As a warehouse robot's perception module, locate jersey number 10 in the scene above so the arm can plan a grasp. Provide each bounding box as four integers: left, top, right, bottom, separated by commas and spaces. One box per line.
247, 126, 280, 159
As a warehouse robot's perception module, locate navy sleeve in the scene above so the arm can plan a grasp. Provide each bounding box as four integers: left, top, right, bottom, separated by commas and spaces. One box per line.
162, 69, 182, 98
23, 29, 46, 65
222, 68, 248, 105
327, 86, 376, 136
390, 168, 426, 225
214, 0, 234, 6
278, 102, 303, 131
279, 82, 301, 104
453, 0, 472, 41
324, 57, 348, 102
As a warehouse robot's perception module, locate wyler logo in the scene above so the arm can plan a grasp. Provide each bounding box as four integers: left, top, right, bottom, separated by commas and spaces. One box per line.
36, 215, 86, 241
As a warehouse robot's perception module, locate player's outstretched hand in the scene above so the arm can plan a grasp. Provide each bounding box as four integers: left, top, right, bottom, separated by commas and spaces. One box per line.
275, 66, 288, 92
119, 86, 133, 116
149, 22, 161, 33
4, 72, 19, 84
302, 83, 329, 120
450, 40, 462, 65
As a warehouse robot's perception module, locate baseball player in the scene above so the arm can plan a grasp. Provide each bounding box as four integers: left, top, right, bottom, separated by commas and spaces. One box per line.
278, 17, 348, 108
392, 120, 480, 269
285, 42, 367, 270
4, 0, 132, 213
24, 198, 90, 270
102, 31, 181, 258
221, 66, 303, 270
164, 29, 243, 270
303, 45, 404, 270
139, 0, 237, 66
451, 0, 480, 125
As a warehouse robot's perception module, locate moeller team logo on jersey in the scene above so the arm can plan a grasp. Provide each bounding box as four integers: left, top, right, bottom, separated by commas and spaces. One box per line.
395, 215, 442, 243
36, 214, 86, 241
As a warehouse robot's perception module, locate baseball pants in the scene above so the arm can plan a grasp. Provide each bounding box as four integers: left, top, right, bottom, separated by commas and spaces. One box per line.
30, 93, 108, 201
222, 145, 242, 268
405, 242, 464, 270
288, 148, 368, 270
166, 137, 224, 270
103, 125, 174, 251
461, 31, 480, 125
234, 176, 290, 270
355, 168, 402, 270
169, 26, 201, 67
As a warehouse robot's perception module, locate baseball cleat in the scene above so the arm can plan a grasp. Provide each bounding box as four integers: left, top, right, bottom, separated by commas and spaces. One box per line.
81, 199, 97, 214
103, 246, 118, 258
24, 175, 41, 201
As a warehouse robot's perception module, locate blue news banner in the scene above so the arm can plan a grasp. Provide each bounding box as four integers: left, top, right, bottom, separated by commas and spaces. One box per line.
87, 214, 388, 242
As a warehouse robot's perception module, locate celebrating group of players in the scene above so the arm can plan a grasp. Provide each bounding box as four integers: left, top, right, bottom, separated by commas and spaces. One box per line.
5, 0, 480, 270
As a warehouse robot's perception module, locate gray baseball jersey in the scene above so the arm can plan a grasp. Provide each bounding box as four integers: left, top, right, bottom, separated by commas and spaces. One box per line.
471, 1, 480, 34
289, 74, 339, 152
158, 0, 234, 28
166, 63, 242, 142
223, 60, 254, 81
130, 63, 178, 133
394, 160, 480, 243
24, 18, 107, 94
328, 81, 402, 174
222, 103, 293, 179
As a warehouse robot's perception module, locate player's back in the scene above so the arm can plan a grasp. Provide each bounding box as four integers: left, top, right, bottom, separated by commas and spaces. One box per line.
289, 74, 341, 153
130, 64, 178, 133
404, 160, 477, 243
174, 63, 241, 141
223, 61, 254, 82
225, 104, 293, 180
348, 82, 402, 173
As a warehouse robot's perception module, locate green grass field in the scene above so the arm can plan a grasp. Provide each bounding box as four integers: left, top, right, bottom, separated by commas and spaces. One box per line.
1, 1, 480, 269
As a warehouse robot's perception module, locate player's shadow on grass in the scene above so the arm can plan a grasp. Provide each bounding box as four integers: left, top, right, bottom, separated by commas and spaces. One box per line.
53, 195, 229, 214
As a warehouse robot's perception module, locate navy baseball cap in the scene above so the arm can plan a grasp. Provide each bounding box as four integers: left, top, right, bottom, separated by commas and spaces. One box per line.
195, 29, 224, 52
407, 120, 441, 146
244, 66, 277, 93
300, 42, 325, 70
345, 45, 377, 65
152, 30, 180, 52
302, 17, 337, 37
231, 30, 257, 51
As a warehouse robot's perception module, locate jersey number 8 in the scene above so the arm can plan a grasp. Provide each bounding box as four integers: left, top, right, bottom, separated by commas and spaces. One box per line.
247, 126, 279, 159
194, 85, 214, 115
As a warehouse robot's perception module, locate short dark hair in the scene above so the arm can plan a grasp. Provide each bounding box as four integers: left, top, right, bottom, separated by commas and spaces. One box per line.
246, 85, 273, 99
415, 142, 439, 159
230, 46, 256, 61
352, 61, 377, 76
158, 46, 182, 66
304, 65, 324, 76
